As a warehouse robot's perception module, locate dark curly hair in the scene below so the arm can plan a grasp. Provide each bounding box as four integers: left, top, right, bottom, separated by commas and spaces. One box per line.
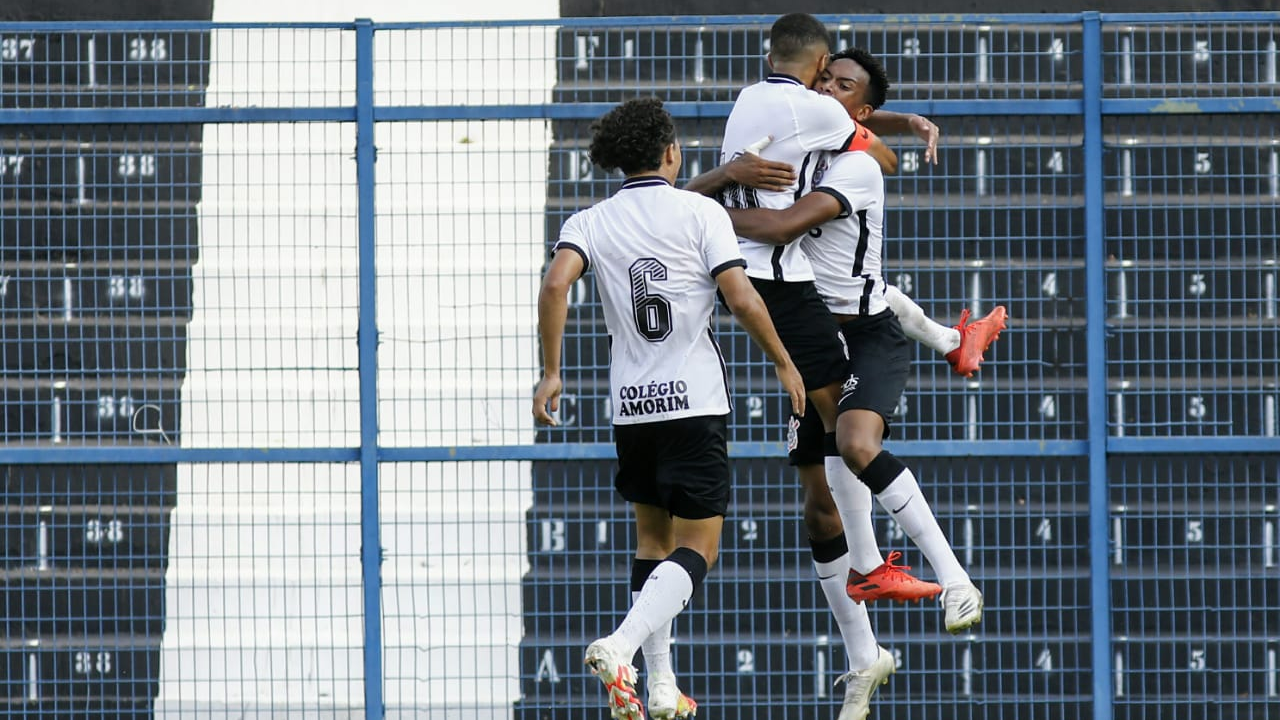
588, 97, 676, 175
769, 13, 830, 63
829, 47, 890, 109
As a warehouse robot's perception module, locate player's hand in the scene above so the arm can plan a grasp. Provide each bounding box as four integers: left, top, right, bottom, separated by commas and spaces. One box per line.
532, 374, 564, 426
775, 362, 806, 418
726, 142, 796, 192
909, 114, 940, 165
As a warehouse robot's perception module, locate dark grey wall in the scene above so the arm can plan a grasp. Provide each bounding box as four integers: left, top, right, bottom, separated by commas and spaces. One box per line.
561, 0, 1277, 14
0, 0, 213, 20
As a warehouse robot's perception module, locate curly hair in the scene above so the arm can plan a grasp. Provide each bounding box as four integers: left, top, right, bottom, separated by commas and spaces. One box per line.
829, 47, 890, 109
588, 97, 676, 175
769, 13, 830, 63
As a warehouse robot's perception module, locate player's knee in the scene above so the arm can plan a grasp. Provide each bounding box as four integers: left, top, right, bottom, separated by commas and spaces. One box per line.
802, 499, 842, 540
835, 431, 881, 473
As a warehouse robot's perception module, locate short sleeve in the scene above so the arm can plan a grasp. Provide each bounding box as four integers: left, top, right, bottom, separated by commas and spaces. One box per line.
552, 212, 591, 271
699, 201, 747, 277
797, 93, 858, 152
815, 153, 883, 216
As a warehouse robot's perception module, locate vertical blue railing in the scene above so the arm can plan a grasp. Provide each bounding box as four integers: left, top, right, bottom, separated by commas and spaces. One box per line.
1081, 13, 1114, 720
354, 17, 386, 719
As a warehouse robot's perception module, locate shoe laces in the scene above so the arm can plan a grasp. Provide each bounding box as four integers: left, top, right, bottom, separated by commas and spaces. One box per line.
875, 550, 916, 580
954, 308, 972, 331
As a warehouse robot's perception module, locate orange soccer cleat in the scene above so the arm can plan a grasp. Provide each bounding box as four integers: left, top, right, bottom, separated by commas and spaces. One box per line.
945, 306, 1009, 378
846, 551, 942, 603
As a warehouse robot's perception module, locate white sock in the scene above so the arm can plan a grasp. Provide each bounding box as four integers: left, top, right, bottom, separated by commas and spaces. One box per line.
886, 284, 960, 356
632, 590, 674, 677
874, 467, 970, 587
611, 560, 694, 657
814, 555, 881, 670
824, 455, 885, 574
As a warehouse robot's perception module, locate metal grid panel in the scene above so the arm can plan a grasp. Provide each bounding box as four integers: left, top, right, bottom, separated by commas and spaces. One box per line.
1103, 114, 1280, 438
1102, 21, 1280, 97
515, 457, 1090, 720
1108, 454, 1280, 719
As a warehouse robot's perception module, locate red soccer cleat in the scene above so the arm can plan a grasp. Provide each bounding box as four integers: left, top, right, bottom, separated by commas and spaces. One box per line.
846, 551, 943, 603
945, 306, 1009, 378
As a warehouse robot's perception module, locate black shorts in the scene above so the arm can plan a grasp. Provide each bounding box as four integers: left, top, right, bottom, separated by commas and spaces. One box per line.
749, 278, 848, 391
835, 310, 911, 437
614, 414, 732, 519
786, 407, 826, 467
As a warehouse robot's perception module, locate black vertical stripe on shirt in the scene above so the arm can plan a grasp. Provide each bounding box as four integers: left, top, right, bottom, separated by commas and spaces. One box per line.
793, 152, 814, 202
850, 209, 871, 276
859, 277, 875, 316
771, 245, 785, 280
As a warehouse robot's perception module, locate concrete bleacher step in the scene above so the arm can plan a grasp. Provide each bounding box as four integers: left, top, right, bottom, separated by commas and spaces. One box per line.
1103, 142, 1277, 197
0, 378, 182, 443
1114, 636, 1279, 698
0, 635, 159, 702
1110, 570, 1278, 635
1105, 203, 1277, 261
528, 457, 1090, 508
0, 568, 165, 636
525, 504, 1088, 571
520, 566, 1090, 638
1101, 24, 1280, 90
0, 263, 194, 318
0, 699, 153, 719
1, 464, 175, 508
1108, 381, 1280, 437
0, 204, 199, 262
0, 31, 209, 90
0, 141, 202, 205
517, 633, 1092, 699
1108, 261, 1280, 319
1110, 507, 1280, 568
0, 321, 188, 377
2, 504, 172, 571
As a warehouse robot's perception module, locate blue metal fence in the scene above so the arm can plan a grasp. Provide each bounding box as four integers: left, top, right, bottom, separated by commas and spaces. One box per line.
0, 12, 1276, 720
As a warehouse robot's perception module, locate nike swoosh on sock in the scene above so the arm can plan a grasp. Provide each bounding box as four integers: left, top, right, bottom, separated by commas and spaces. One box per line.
892, 496, 914, 514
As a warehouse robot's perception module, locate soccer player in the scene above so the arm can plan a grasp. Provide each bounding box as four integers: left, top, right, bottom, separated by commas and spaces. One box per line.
723, 48, 988, 642
533, 97, 805, 720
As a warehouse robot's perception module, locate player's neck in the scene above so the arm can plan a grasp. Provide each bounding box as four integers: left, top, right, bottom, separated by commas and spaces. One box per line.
768, 63, 816, 88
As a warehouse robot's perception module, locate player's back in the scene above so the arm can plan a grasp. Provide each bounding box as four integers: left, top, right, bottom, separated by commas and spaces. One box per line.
556, 177, 742, 425
719, 75, 859, 280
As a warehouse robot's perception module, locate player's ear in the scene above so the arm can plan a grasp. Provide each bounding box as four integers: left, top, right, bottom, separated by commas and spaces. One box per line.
855, 104, 874, 122
765, 52, 774, 71
665, 141, 681, 168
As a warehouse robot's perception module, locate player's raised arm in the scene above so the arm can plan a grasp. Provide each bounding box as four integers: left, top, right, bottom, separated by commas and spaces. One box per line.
862, 110, 940, 165
725, 190, 846, 246
715, 265, 805, 417
532, 246, 585, 426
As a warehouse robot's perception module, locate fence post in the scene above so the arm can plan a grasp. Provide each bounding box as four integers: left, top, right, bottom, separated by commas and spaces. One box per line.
354, 17, 385, 719
1082, 11, 1115, 720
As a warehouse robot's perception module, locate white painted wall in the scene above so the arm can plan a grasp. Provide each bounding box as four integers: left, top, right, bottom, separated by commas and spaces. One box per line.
158, 2, 557, 716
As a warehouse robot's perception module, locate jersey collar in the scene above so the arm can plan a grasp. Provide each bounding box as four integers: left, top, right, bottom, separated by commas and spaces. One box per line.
765, 72, 805, 86
620, 175, 671, 189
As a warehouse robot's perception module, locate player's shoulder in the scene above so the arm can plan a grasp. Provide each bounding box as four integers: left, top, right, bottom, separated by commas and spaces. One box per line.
662, 185, 729, 216
827, 149, 882, 176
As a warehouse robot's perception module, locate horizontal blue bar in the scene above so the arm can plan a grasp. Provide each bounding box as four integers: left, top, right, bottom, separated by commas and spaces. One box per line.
1102, 12, 1280, 22
382, 440, 1087, 462
376, 99, 1083, 122
1101, 97, 1280, 114
0, 447, 359, 463
0, 107, 355, 125
0, 21, 355, 30
1108, 437, 1280, 454
384, 14, 1086, 30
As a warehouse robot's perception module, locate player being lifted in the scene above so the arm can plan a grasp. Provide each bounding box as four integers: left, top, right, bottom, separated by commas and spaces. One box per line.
686, 15, 1005, 719
534, 98, 805, 720
726, 39, 994, 648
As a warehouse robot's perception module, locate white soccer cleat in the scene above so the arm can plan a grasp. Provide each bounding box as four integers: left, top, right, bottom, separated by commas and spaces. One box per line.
835, 646, 896, 720
585, 638, 645, 720
941, 582, 984, 634
647, 672, 697, 720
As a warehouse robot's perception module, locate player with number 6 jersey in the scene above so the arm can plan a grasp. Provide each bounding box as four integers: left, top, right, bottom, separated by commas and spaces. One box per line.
533, 97, 804, 720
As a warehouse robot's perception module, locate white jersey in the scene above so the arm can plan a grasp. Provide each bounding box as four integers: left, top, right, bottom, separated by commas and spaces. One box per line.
719, 73, 867, 282
554, 176, 746, 425
799, 151, 890, 316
